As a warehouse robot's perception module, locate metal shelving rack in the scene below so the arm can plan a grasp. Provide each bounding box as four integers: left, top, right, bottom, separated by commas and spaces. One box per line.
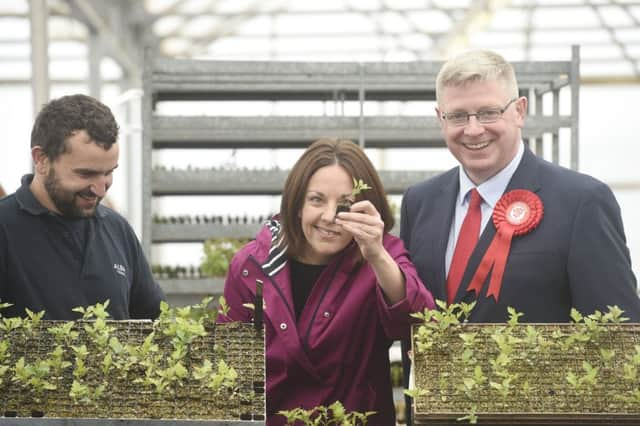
142, 46, 580, 307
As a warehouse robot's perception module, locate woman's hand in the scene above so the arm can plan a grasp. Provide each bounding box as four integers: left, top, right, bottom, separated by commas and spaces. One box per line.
335, 200, 406, 304
334, 200, 385, 262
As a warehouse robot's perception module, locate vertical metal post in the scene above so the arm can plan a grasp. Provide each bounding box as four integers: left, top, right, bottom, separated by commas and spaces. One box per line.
29, 0, 50, 117
141, 47, 154, 257
358, 63, 365, 148
570, 45, 580, 171
114, 83, 144, 236
334, 90, 345, 140
534, 91, 543, 158
523, 88, 531, 150
88, 29, 103, 99
552, 89, 560, 164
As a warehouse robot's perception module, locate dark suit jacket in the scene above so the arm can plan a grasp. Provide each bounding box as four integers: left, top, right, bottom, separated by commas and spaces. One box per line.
400, 147, 640, 322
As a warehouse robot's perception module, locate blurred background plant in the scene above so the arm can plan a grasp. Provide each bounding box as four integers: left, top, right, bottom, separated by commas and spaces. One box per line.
200, 238, 250, 277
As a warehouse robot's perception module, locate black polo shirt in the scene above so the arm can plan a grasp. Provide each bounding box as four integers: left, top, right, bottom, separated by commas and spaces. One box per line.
0, 174, 165, 320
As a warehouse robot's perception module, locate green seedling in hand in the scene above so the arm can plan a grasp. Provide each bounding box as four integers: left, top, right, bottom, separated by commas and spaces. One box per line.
335, 178, 372, 217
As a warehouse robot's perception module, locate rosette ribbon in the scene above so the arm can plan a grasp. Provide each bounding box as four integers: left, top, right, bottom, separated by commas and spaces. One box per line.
466, 189, 543, 302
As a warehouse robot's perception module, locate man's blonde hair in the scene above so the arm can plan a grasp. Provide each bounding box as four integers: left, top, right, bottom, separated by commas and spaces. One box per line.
436, 49, 519, 104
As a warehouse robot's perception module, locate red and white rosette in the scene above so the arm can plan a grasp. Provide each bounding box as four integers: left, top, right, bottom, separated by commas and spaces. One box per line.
466, 189, 544, 302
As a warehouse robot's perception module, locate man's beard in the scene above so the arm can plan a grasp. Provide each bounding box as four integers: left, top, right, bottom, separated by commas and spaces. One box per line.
44, 168, 102, 218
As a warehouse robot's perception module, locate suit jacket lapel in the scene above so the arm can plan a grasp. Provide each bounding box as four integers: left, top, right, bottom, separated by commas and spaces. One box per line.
433, 170, 460, 302
504, 147, 542, 194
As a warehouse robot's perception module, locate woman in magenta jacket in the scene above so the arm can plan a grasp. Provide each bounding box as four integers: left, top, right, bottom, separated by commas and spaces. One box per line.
219, 138, 434, 425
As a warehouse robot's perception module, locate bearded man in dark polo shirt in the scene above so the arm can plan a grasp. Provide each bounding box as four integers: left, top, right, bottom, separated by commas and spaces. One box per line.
0, 94, 165, 320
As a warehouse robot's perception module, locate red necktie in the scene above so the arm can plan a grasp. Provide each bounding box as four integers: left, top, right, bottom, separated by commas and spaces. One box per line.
447, 189, 482, 304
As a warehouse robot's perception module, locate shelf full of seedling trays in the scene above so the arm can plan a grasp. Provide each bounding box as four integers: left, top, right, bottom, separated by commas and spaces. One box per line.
410, 302, 640, 425
0, 298, 265, 424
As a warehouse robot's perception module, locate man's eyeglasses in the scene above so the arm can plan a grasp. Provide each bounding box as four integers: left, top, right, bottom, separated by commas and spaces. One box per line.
442, 98, 517, 127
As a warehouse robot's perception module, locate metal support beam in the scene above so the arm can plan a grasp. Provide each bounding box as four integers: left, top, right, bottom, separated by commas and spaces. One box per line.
67, 0, 141, 85
141, 47, 153, 256
435, 0, 511, 57
570, 45, 580, 171
114, 84, 145, 237
88, 29, 103, 99
29, 0, 50, 116
589, 1, 640, 77
147, 2, 640, 19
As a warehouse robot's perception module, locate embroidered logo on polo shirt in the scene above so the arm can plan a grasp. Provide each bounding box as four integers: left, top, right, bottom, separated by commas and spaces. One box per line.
113, 263, 126, 277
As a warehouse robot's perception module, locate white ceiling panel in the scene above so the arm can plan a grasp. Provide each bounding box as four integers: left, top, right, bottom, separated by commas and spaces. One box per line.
153, 15, 186, 37
597, 5, 634, 26
533, 7, 600, 28
407, 10, 452, 32
0, 0, 638, 80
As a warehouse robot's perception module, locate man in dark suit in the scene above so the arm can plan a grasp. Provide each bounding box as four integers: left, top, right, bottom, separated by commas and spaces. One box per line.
400, 47, 640, 426
401, 49, 640, 322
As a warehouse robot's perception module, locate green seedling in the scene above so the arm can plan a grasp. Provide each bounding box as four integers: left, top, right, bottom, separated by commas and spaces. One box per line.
566, 361, 599, 394
457, 405, 478, 424
218, 295, 230, 316
0, 302, 12, 314
72, 300, 111, 320
462, 366, 486, 395
404, 387, 429, 400
193, 359, 238, 394
411, 300, 477, 353
22, 309, 45, 335
278, 400, 375, 425
48, 322, 79, 345
0, 316, 22, 333
506, 307, 524, 327
335, 177, 372, 217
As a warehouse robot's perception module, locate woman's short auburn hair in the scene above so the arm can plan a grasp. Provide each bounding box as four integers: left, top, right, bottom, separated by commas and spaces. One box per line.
280, 138, 394, 258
